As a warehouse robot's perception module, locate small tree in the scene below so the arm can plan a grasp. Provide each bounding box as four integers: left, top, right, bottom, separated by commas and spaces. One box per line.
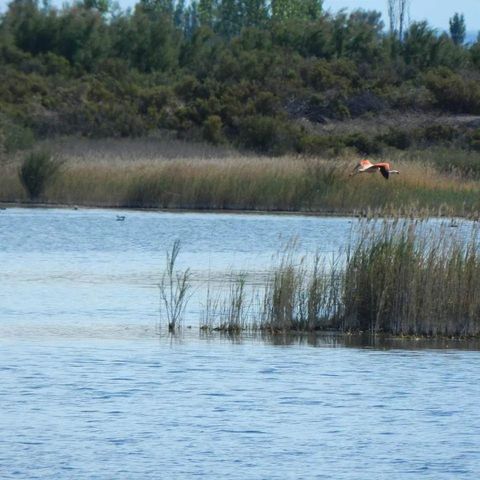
18, 151, 63, 200
203, 115, 224, 144
449, 12, 466, 45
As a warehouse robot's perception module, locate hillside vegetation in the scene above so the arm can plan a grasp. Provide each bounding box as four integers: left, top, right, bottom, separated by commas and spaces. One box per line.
1, 0, 480, 156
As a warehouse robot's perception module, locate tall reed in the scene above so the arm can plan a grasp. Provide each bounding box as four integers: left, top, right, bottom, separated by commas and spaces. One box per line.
260, 250, 342, 332
159, 240, 192, 332
199, 243, 342, 334
341, 219, 480, 336
198, 219, 480, 337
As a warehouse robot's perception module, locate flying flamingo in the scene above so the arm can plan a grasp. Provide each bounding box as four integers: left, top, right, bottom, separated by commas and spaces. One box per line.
350, 159, 400, 180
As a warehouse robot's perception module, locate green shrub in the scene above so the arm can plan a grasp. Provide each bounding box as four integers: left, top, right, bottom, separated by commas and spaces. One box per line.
329, 97, 351, 120
345, 132, 383, 155
203, 115, 225, 144
4, 124, 35, 152
469, 41, 480, 70
307, 59, 337, 90
423, 123, 457, 143
385, 84, 435, 111
238, 115, 300, 155
380, 128, 412, 150
297, 134, 337, 155
425, 68, 480, 113
138, 86, 172, 116
18, 151, 63, 200
468, 128, 480, 152
254, 91, 281, 116
0, 115, 35, 153
40, 52, 71, 76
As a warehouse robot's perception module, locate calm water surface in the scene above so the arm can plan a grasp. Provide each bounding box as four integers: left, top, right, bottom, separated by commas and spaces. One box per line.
1, 208, 479, 479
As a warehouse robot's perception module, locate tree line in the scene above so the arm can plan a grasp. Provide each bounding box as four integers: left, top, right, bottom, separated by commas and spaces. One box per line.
1, 0, 480, 155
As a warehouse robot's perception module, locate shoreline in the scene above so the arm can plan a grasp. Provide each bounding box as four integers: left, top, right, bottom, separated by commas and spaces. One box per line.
0, 199, 361, 218
0, 200, 471, 220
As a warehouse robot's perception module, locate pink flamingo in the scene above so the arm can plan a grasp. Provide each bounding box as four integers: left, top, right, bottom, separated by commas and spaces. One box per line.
350, 159, 400, 180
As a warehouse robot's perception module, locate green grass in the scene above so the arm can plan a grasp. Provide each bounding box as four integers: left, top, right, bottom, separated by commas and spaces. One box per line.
341, 219, 480, 336
198, 219, 480, 337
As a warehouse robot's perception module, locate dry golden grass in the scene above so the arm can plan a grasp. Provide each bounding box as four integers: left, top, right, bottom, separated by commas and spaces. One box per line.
1, 137, 480, 215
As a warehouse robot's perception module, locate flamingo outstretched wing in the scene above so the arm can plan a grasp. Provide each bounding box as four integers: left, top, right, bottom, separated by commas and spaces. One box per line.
373, 162, 391, 180
351, 159, 374, 175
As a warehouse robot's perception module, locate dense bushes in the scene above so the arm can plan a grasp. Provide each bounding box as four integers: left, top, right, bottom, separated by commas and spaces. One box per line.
238, 115, 301, 154
0, 1, 480, 154
425, 68, 480, 114
0, 114, 35, 155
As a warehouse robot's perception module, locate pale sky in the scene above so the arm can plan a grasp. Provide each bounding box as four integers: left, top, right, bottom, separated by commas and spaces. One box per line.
0, 0, 479, 33
323, 0, 480, 32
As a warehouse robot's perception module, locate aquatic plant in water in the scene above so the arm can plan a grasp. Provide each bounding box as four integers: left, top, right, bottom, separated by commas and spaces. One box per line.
198, 218, 480, 337
159, 240, 192, 332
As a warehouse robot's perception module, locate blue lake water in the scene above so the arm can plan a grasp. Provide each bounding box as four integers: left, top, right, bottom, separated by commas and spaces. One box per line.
1, 208, 479, 479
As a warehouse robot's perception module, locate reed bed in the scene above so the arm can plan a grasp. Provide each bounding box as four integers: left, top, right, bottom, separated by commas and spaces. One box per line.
341, 219, 480, 336
194, 219, 480, 337
259, 246, 343, 333
2, 137, 480, 215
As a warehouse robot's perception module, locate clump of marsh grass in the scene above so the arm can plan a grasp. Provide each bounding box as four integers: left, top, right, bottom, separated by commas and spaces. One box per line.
159, 240, 192, 332
18, 150, 63, 200
200, 282, 222, 331
219, 274, 250, 333
260, 242, 342, 333
196, 219, 480, 337
342, 218, 480, 336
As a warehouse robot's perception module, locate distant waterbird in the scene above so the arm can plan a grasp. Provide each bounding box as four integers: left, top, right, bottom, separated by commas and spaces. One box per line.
116, 215, 126, 221
350, 159, 400, 180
